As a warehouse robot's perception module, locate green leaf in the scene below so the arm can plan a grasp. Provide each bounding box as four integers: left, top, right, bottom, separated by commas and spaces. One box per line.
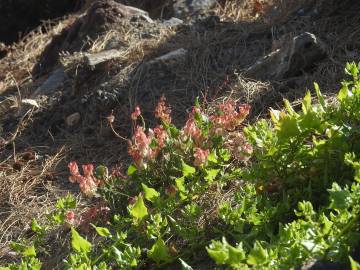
227, 243, 246, 265
246, 241, 268, 265
205, 169, 220, 183
175, 177, 186, 193
71, 227, 92, 253
22, 245, 36, 257
31, 219, 45, 234
141, 183, 159, 202
207, 239, 229, 265
182, 160, 196, 177
93, 225, 111, 238
350, 256, 360, 270
129, 195, 148, 220
284, 99, 298, 117
219, 149, 231, 162
277, 115, 300, 141
147, 238, 172, 264
179, 258, 194, 270
302, 91, 312, 113
207, 151, 218, 163
127, 164, 137, 176
338, 83, 349, 101
95, 165, 108, 179
328, 183, 352, 210
314, 82, 326, 110
56, 194, 76, 210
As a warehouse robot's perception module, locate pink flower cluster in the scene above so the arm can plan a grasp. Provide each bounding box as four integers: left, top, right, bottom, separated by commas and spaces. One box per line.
65, 204, 110, 231
131, 106, 141, 120
128, 125, 168, 168
193, 147, 210, 167
68, 162, 100, 196
210, 101, 250, 132
182, 107, 203, 145
155, 95, 172, 123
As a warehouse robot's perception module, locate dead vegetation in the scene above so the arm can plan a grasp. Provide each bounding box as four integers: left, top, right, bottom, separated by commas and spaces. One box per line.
0, 0, 359, 266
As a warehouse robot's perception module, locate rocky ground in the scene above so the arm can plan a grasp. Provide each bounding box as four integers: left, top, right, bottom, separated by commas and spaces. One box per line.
0, 0, 359, 267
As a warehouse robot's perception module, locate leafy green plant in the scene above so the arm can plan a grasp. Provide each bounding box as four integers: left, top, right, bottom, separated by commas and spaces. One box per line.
3, 62, 360, 270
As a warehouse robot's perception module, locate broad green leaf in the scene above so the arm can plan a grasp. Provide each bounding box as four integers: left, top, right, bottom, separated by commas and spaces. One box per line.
302, 91, 312, 113
277, 115, 300, 141
328, 183, 352, 210
350, 256, 360, 270
219, 149, 231, 161
93, 225, 111, 238
227, 243, 246, 265
129, 195, 148, 220
71, 227, 92, 253
338, 83, 349, 101
56, 194, 76, 210
207, 151, 218, 163
22, 245, 36, 257
346, 62, 359, 79
179, 258, 194, 270
246, 241, 268, 265
207, 240, 229, 265
314, 82, 326, 110
141, 183, 159, 202
284, 99, 298, 117
147, 238, 172, 264
182, 161, 196, 177
175, 177, 186, 193
205, 169, 220, 183
127, 164, 137, 176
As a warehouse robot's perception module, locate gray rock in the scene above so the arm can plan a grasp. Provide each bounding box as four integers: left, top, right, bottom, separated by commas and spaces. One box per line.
84, 49, 123, 69
173, 0, 217, 18
245, 32, 327, 80
162, 17, 184, 27
33, 68, 67, 96
147, 48, 188, 66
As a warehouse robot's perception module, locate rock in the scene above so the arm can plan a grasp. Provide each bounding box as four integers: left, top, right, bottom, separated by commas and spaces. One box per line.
148, 48, 188, 66
245, 32, 327, 80
84, 49, 122, 69
33, 0, 150, 75
162, 17, 184, 27
65, 112, 81, 127
33, 68, 67, 96
21, 99, 39, 108
173, 0, 217, 18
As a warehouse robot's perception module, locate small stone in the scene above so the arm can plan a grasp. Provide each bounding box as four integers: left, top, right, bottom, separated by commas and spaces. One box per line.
84, 49, 123, 69
148, 48, 188, 66
21, 99, 39, 108
66, 112, 81, 127
33, 68, 67, 96
162, 17, 184, 27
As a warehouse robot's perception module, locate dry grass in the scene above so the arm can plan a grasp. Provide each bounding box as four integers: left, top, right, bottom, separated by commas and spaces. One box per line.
0, 147, 67, 258
0, 0, 359, 266
0, 16, 75, 96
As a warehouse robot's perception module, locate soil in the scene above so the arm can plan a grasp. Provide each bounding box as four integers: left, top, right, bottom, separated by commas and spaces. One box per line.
0, 0, 359, 267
